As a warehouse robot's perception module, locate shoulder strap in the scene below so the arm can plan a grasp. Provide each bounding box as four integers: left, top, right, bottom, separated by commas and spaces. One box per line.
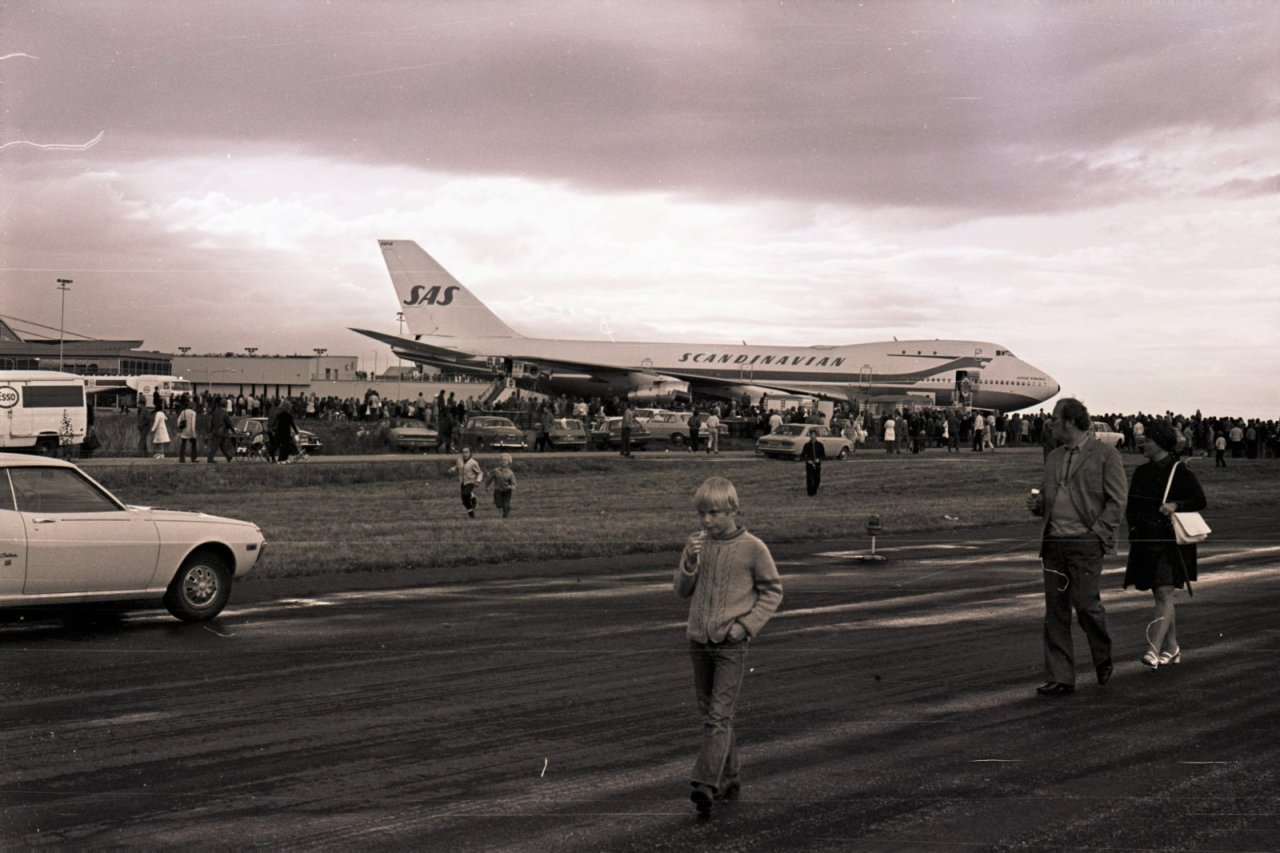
1160, 460, 1180, 504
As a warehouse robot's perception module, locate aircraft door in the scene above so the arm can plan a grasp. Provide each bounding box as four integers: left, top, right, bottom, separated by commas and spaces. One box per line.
956, 370, 980, 407
859, 365, 873, 392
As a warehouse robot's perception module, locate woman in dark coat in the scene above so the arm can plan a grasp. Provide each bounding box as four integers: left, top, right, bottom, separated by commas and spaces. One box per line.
1124, 419, 1206, 669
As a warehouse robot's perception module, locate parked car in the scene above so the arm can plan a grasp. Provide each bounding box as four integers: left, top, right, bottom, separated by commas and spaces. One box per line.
233, 416, 323, 457
386, 419, 441, 452
1091, 421, 1124, 449
591, 416, 651, 450
459, 416, 528, 451
756, 423, 852, 459
632, 408, 667, 424
0, 453, 265, 621
643, 411, 729, 447
643, 411, 693, 446
546, 418, 590, 451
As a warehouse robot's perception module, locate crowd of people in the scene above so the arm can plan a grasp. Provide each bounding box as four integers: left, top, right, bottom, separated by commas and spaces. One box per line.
122, 380, 1280, 466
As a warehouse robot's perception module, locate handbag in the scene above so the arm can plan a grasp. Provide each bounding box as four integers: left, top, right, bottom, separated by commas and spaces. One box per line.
1161, 461, 1210, 545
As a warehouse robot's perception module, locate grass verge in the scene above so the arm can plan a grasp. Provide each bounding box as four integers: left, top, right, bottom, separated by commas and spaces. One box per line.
84, 451, 1277, 583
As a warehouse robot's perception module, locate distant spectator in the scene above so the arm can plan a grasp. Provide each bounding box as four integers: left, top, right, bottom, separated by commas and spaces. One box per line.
801, 430, 825, 496
703, 409, 721, 455
177, 397, 200, 463
206, 398, 236, 463
136, 405, 153, 458
149, 407, 171, 459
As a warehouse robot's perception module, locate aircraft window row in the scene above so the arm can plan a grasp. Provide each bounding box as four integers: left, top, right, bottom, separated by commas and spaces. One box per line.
920, 377, 1044, 386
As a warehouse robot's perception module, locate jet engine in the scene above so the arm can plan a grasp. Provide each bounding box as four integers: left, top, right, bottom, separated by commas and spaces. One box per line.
628, 378, 691, 404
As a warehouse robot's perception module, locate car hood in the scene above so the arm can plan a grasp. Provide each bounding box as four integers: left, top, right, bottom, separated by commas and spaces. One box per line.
127, 506, 262, 531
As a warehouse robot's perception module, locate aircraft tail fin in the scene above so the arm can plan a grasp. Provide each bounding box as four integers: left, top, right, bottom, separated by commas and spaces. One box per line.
379, 240, 521, 339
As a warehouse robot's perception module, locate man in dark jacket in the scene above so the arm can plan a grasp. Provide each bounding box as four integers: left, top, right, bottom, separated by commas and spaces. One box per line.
206, 398, 236, 463
801, 430, 826, 496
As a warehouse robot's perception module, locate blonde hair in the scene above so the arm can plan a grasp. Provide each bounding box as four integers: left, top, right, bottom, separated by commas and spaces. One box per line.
499, 453, 512, 465
693, 476, 739, 512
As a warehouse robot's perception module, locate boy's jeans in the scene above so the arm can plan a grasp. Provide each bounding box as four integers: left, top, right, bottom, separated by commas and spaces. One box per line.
689, 638, 746, 791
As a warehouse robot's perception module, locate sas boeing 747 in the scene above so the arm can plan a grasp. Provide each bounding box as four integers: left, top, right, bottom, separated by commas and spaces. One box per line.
351, 240, 1060, 410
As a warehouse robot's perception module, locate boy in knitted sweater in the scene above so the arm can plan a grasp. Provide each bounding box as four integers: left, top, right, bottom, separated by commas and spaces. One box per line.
674, 477, 784, 815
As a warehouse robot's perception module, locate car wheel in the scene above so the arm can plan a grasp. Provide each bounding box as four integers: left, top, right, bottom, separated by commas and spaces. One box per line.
164, 551, 233, 622
838, 447, 849, 460
475, 437, 486, 450
671, 433, 685, 447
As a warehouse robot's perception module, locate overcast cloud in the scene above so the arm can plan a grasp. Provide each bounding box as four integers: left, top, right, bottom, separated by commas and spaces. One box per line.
2, 1, 1277, 415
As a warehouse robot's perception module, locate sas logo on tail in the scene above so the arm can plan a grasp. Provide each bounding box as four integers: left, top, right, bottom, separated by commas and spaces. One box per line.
403, 285, 459, 307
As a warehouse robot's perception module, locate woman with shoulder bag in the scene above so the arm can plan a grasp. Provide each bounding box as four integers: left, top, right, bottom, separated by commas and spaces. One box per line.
1123, 420, 1207, 670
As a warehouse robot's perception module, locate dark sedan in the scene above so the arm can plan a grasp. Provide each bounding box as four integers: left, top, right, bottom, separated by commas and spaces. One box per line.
233, 417, 323, 456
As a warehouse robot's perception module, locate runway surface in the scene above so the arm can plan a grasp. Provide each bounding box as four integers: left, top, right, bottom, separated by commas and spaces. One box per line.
3, 520, 1278, 850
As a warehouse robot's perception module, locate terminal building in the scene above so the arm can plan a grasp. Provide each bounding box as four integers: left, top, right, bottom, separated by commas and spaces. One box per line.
1, 317, 484, 403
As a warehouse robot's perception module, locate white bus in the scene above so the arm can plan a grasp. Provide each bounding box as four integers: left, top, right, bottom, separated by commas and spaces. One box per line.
86, 374, 193, 408
0, 371, 88, 454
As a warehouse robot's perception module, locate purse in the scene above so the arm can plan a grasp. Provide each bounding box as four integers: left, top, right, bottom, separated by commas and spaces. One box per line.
1161, 461, 1210, 545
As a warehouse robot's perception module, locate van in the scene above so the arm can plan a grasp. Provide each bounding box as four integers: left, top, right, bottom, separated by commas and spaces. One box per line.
0, 371, 88, 454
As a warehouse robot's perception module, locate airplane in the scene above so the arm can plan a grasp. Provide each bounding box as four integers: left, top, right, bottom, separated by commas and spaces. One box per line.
350, 240, 1061, 411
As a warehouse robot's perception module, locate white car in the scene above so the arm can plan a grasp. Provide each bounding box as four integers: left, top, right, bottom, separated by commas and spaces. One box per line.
756, 424, 853, 460
0, 453, 265, 621
1091, 422, 1125, 449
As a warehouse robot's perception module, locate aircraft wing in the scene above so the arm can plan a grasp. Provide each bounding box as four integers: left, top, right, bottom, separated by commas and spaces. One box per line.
658, 368, 855, 402
351, 326, 854, 400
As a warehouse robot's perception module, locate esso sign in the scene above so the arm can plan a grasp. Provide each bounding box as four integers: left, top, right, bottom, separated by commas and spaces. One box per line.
0, 386, 19, 409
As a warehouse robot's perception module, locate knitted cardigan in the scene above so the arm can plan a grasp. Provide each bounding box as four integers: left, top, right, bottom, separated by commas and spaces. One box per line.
674, 527, 783, 642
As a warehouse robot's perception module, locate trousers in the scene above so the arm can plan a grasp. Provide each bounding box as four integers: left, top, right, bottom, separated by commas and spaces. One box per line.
689, 639, 746, 792
1041, 535, 1112, 684
805, 461, 822, 496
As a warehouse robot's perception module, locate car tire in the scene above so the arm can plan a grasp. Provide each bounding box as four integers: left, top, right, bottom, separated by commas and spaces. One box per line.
164, 551, 233, 622
671, 434, 685, 447
838, 447, 849, 460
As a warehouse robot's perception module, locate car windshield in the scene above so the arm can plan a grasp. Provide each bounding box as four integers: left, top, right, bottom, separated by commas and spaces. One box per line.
479, 418, 514, 428
558, 419, 584, 429
773, 424, 808, 436
8, 467, 123, 513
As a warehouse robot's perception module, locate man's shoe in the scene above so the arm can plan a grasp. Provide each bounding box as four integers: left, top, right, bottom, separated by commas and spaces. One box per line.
714, 780, 741, 802
1036, 681, 1075, 696
690, 787, 713, 815
1096, 660, 1114, 685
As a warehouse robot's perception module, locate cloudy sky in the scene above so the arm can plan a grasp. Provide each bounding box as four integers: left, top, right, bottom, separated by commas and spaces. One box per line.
2, 2, 1276, 415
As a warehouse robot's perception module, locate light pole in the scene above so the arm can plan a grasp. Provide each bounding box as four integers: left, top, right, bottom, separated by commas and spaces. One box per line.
244, 348, 258, 395
56, 279, 73, 371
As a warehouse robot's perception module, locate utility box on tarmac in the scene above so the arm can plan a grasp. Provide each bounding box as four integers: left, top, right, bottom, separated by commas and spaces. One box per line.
0, 371, 88, 454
